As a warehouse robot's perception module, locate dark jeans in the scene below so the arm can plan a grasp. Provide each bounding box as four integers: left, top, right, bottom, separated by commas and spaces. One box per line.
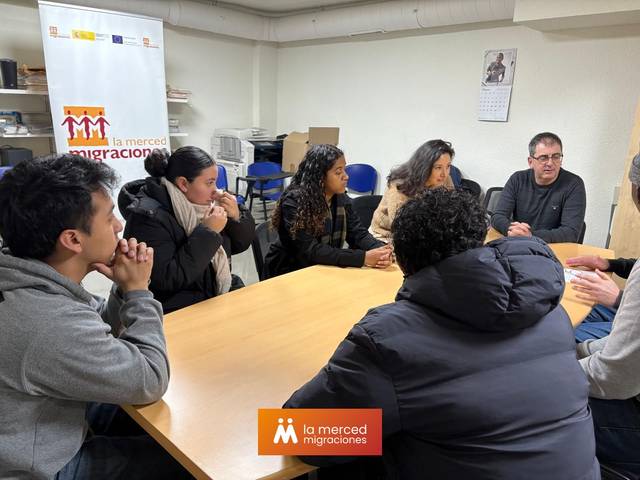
55, 403, 193, 480
590, 397, 640, 476
575, 304, 616, 342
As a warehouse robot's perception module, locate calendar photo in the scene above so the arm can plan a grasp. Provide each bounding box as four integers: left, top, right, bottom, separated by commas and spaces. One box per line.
478, 48, 517, 122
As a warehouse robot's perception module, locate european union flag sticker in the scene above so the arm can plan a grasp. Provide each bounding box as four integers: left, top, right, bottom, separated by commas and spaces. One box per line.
112, 35, 123, 44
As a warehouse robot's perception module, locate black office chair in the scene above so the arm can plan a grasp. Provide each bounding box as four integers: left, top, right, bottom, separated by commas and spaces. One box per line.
484, 187, 503, 215
578, 222, 586, 244
460, 178, 482, 200
252, 221, 279, 281
601, 464, 638, 480
351, 195, 382, 229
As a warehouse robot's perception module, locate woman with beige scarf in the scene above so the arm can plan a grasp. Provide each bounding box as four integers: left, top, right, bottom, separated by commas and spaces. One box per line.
119, 147, 255, 313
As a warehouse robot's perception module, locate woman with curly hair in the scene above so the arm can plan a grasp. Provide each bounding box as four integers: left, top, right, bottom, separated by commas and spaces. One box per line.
369, 139, 455, 243
264, 144, 391, 279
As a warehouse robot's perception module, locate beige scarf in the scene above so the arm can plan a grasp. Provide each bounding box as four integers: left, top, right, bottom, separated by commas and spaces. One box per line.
161, 177, 232, 295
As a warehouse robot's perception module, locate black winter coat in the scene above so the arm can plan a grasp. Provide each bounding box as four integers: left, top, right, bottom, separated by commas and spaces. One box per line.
285, 237, 599, 480
119, 178, 255, 313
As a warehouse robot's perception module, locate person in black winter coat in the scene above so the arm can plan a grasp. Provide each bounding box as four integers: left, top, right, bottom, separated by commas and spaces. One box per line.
284, 188, 599, 480
264, 144, 391, 278
119, 147, 255, 313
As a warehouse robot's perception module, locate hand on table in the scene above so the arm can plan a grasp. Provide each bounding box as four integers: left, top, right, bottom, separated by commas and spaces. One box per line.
570, 270, 620, 307
566, 255, 610, 272
365, 245, 393, 269
507, 222, 531, 237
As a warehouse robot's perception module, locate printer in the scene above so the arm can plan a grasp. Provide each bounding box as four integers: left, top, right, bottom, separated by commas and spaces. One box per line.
211, 128, 283, 195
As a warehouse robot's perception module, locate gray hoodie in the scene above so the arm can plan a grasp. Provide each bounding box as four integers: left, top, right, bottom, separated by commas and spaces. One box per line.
577, 258, 640, 401
0, 252, 168, 479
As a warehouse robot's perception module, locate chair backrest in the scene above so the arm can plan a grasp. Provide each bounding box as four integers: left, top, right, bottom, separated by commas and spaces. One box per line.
578, 221, 586, 244
460, 178, 481, 200
351, 195, 382, 229
346, 163, 377, 195
0, 166, 12, 179
216, 164, 228, 190
247, 161, 283, 190
484, 187, 503, 215
450, 165, 463, 188
252, 221, 279, 281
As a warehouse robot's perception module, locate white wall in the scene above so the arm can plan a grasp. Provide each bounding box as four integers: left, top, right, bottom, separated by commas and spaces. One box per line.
276, 24, 640, 246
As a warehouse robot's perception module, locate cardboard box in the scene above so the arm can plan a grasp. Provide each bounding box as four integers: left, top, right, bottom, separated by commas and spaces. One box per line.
282, 127, 339, 173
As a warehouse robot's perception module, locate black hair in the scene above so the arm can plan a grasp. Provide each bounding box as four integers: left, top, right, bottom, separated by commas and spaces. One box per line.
388, 139, 454, 197
271, 144, 344, 238
144, 146, 215, 183
528, 132, 562, 157
392, 188, 487, 276
0, 154, 119, 259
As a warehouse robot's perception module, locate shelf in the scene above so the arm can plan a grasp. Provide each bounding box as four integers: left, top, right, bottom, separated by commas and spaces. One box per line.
169, 132, 188, 137
0, 88, 48, 96
167, 97, 189, 103
0, 133, 54, 138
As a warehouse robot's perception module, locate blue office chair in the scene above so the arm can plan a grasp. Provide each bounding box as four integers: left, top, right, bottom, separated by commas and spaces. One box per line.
346, 163, 377, 195
0, 166, 12, 179
216, 164, 245, 205
450, 165, 463, 188
245, 161, 285, 220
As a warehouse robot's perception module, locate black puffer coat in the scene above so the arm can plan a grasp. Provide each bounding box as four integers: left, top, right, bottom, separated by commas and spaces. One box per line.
285, 237, 599, 480
119, 177, 255, 313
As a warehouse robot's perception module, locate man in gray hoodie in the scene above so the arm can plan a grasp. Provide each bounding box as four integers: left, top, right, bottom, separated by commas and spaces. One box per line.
576, 153, 640, 477
0, 155, 190, 479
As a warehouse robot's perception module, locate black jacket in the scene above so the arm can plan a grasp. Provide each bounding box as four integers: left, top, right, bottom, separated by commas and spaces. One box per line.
119, 178, 255, 313
264, 191, 384, 278
608, 257, 636, 279
285, 237, 598, 480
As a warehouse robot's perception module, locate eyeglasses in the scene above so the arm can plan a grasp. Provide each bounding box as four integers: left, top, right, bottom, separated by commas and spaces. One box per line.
531, 153, 563, 164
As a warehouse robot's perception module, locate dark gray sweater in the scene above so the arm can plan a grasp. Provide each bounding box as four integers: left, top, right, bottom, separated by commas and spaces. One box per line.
491, 168, 586, 243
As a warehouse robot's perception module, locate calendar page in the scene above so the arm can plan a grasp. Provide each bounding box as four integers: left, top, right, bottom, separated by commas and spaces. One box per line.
478, 48, 517, 122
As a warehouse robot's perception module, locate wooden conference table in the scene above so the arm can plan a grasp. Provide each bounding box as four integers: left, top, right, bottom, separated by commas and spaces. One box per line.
123, 236, 613, 480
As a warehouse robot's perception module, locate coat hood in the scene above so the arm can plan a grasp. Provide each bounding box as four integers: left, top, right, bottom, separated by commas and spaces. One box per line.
0, 251, 93, 305
118, 177, 169, 221
396, 237, 564, 332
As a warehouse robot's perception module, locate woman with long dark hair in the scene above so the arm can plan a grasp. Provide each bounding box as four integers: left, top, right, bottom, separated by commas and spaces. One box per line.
370, 139, 455, 243
118, 146, 255, 313
264, 144, 391, 278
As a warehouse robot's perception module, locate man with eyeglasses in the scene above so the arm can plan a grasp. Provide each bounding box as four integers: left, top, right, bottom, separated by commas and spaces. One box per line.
491, 132, 586, 243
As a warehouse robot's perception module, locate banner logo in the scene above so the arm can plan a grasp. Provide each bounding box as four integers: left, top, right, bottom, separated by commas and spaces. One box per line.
112, 35, 123, 44
49, 26, 58, 37
258, 409, 382, 456
62, 106, 110, 146
72, 30, 96, 41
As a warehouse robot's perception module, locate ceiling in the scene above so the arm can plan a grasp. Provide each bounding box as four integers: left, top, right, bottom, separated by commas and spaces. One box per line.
200, 0, 390, 15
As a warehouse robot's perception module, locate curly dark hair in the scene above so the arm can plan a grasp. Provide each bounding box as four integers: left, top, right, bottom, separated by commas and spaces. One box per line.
271, 144, 344, 238
388, 139, 454, 197
392, 188, 487, 276
0, 154, 119, 259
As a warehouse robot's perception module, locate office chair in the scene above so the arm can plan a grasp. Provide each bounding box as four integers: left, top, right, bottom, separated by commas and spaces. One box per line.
346, 163, 377, 195
252, 221, 279, 281
601, 464, 638, 480
578, 222, 587, 244
245, 161, 285, 221
484, 187, 503, 215
216, 164, 245, 205
351, 195, 382, 229
460, 178, 481, 200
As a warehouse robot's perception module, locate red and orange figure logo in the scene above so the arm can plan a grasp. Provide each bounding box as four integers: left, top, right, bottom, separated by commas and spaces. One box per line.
258, 409, 382, 456
62, 106, 110, 147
